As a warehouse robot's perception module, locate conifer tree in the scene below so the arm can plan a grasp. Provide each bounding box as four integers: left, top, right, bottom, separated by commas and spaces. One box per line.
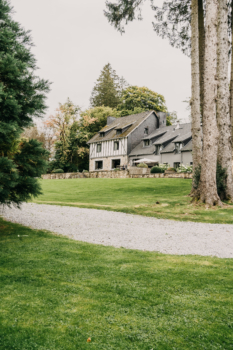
0, 0, 50, 207
90, 63, 127, 108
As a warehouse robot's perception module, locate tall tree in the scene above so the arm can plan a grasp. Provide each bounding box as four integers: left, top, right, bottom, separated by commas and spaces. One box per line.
90, 63, 127, 108
195, 0, 221, 206
217, 0, 233, 200
190, 0, 202, 177
0, 0, 50, 207
230, 0, 233, 138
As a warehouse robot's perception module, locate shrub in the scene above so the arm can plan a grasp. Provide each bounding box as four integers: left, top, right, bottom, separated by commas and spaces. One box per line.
216, 164, 227, 199
52, 169, 64, 174
177, 164, 193, 173
159, 163, 169, 171
167, 167, 176, 172
82, 170, 88, 173
151, 166, 164, 174
137, 163, 148, 168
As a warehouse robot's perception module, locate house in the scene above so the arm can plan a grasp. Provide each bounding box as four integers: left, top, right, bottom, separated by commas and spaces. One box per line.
87, 110, 192, 171
129, 123, 192, 168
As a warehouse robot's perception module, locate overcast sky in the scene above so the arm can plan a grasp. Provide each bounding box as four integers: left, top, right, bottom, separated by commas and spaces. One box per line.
11, 0, 191, 122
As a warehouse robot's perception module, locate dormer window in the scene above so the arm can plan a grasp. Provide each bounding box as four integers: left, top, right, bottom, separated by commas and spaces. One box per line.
144, 140, 150, 147
100, 132, 105, 137
155, 145, 160, 155
144, 127, 148, 135
175, 143, 181, 154
116, 129, 122, 135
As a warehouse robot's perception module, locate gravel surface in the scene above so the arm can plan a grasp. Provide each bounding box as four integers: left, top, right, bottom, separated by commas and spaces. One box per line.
2, 203, 233, 258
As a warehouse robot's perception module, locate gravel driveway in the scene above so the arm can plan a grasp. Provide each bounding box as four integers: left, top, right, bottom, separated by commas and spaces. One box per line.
2, 203, 233, 258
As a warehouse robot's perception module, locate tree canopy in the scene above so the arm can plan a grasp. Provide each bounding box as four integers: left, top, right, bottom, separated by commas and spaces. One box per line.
90, 63, 128, 108
0, 0, 50, 206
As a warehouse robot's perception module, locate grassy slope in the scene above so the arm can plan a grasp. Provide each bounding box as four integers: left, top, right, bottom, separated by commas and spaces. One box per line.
0, 218, 233, 350
33, 178, 233, 224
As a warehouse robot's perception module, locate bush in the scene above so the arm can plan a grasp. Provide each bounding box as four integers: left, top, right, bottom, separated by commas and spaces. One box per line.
151, 166, 164, 174
82, 170, 88, 173
137, 163, 148, 168
167, 167, 176, 172
52, 169, 64, 174
177, 164, 193, 173
158, 163, 169, 171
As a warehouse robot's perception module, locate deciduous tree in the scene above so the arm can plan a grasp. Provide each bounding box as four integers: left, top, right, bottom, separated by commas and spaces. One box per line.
217, 0, 233, 200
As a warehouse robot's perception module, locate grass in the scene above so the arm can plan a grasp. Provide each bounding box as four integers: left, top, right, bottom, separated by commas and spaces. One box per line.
32, 178, 233, 224
0, 218, 233, 349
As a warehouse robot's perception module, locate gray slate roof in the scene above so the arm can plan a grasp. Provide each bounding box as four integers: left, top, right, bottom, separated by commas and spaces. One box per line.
129, 122, 192, 156
87, 111, 154, 144
129, 141, 156, 156
153, 123, 191, 145
172, 131, 192, 143
181, 140, 192, 152
160, 142, 176, 154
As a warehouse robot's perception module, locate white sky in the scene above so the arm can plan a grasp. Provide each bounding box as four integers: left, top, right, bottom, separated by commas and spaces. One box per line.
11, 0, 191, 122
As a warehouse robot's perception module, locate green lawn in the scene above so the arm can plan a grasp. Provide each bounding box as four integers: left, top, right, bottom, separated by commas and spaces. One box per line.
33, 178, 233, 224
0, 218, 233, 350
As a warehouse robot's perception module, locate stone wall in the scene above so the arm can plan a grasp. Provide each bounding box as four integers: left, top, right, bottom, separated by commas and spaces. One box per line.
42, 172, 90, 180
89, 170, 129, 178
42, 168, 192, 180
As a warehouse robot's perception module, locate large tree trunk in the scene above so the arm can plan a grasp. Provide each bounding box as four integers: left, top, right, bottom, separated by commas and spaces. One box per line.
230, 0, 233, 138
196, 0, 221, 206
217, 0, 233, 200
191, 0, 202, 180
198, 0, 205, 117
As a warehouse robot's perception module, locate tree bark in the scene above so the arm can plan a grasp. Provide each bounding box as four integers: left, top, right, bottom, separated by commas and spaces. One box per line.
198, 0, 205, 117
230, 0, 233, 138
191, 0, 202, 180
217, 0, 233, 200
196, 0, 221, 206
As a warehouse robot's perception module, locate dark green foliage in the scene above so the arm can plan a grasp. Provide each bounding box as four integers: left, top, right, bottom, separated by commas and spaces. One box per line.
1, 218, 233, 349
216, 163, 227, 200
151, 166, 164, 173
0, 157, 18, 205
105, 0, 145, 34
0, 2, 50, 127
90, 63, 127, 108
51, 169, 64, 174
0, 0, 50, 206
152, 0, 191, 56
117, 86, 167, 113
193, 164, 228, 200
105, 0, 191, 57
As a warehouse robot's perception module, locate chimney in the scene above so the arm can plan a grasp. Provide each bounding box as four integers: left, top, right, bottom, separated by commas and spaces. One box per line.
107, 116, 116, 125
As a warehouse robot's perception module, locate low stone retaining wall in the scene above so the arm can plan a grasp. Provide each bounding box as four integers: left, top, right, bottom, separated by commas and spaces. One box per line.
42, 172, 90, 180
42, 169, 192, 180
130, 172, 192, 179
89, 170, 129, 178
